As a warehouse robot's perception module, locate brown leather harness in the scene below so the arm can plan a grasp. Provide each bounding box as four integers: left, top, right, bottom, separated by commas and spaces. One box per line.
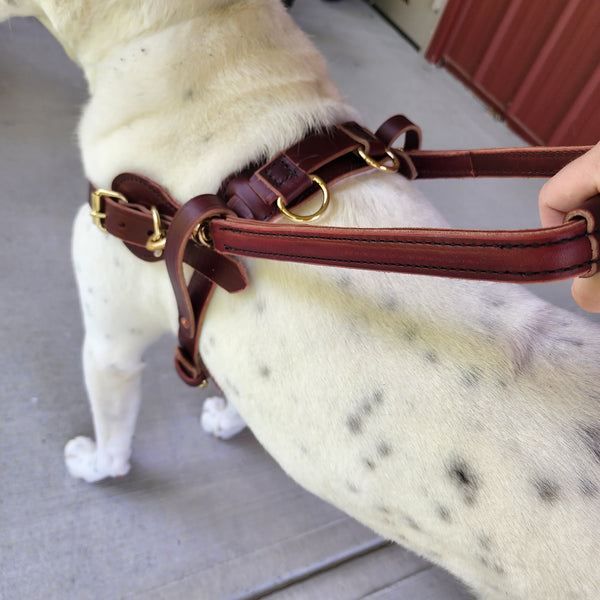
87, 115, 599, 387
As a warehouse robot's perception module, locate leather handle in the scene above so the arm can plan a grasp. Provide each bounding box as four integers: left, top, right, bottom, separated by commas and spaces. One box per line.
209, 195, 600, 284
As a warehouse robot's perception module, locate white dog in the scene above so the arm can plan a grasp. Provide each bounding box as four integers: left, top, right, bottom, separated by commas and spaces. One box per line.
2, 1, 599, 598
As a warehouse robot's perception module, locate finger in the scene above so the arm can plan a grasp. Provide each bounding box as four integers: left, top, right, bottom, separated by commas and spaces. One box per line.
539, 142, 600, 228
571, 275, 600, 313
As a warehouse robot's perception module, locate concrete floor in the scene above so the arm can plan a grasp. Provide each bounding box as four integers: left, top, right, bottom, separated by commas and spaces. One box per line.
1, 1, 597, 599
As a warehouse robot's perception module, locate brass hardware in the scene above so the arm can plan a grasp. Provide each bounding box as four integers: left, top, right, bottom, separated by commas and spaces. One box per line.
357, 146, 401, 173
193, 220, 214, 249
276, 174, 330, 223
146, 206, 167, 254
199, 379, 208, 389
90, 188, 128, 233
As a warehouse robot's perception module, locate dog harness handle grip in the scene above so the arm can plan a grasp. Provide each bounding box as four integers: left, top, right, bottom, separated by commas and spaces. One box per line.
207, 197, 600, 283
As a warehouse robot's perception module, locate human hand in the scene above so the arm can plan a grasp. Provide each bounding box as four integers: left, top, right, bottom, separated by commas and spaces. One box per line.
539, 141, 600, 312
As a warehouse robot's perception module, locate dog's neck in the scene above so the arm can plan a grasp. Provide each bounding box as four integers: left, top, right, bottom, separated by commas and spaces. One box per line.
71, 1, 355, 201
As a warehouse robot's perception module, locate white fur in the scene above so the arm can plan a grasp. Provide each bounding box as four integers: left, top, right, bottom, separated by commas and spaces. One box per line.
3, 1, 599, 598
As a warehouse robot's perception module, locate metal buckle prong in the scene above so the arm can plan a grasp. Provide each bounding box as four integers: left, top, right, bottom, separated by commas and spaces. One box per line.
90, 188, 128, 233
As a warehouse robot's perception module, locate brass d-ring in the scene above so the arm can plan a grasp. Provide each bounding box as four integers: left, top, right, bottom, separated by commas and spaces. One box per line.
146, 206, 167, 253
276, 174, 330, 223
357, 146, 401, 173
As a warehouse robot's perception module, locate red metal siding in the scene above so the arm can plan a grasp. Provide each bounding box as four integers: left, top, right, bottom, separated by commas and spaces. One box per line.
442, 0, 510, 79
473, 0, 568, 110
427, 0, 600, 146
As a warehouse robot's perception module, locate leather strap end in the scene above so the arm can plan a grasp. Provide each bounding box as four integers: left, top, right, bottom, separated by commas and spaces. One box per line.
174, 346, 208, 387
565, 194, 600, 277
565, 194, 600, 234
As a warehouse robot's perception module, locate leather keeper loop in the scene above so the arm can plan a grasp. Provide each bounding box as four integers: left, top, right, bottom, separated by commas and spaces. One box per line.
253, 154, 313, 206
376, 114, 422, 152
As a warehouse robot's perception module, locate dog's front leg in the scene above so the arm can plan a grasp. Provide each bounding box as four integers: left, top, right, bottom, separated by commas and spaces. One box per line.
65, 331, 145, 482
65, 206, 170, 482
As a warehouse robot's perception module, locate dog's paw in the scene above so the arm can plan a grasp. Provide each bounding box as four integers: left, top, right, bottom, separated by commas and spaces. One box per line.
201, 396, 246, 440
64, 436, 130, 483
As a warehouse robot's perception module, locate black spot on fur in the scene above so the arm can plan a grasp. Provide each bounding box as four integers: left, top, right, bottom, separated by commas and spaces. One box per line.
558, 337, 584, 347
578, 424, 600, 464
373, 389, 384, 405
403, 324, 419, 342
363, 457, 376, 471
579, 478, 599, 498
478, 534, 493, 551
401, 514, 422, 532
361, 399, 374, 416
255, 297, 266, 314
346, 481, 360, 494
258, 365, 271, 379
346, 414, 363, 435
483, 296, 506, 308
435, 504, 452, 523
533, 478, 560, 503
382, 295, 398, 311
337, 275, 352, 290
345, 390, 384, 435
183, 88, 194, 101
377, 441, 393, 458
478, 555, 506, 576
424, 350, 440, 365
460, 367, 483, 388
447, 458, 480, 505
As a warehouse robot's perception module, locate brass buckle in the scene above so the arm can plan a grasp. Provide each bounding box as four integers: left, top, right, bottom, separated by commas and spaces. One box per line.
146, 206, 167, 255
90, 188, 128, 233
276, 174, 330, 223
357, 146, 401, 173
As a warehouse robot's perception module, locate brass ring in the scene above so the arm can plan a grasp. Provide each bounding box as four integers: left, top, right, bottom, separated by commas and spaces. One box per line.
357, 146, 400, 173
193, 220, 214, 249
276, 174, 330, 223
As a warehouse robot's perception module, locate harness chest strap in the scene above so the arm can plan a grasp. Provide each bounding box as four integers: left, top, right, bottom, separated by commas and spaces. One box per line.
87, 115, 598, 386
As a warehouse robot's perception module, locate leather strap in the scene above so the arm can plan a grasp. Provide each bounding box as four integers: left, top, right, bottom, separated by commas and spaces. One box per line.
163, 195, 247, 386
87, 115, 596, 386
207, 205, 599, 283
